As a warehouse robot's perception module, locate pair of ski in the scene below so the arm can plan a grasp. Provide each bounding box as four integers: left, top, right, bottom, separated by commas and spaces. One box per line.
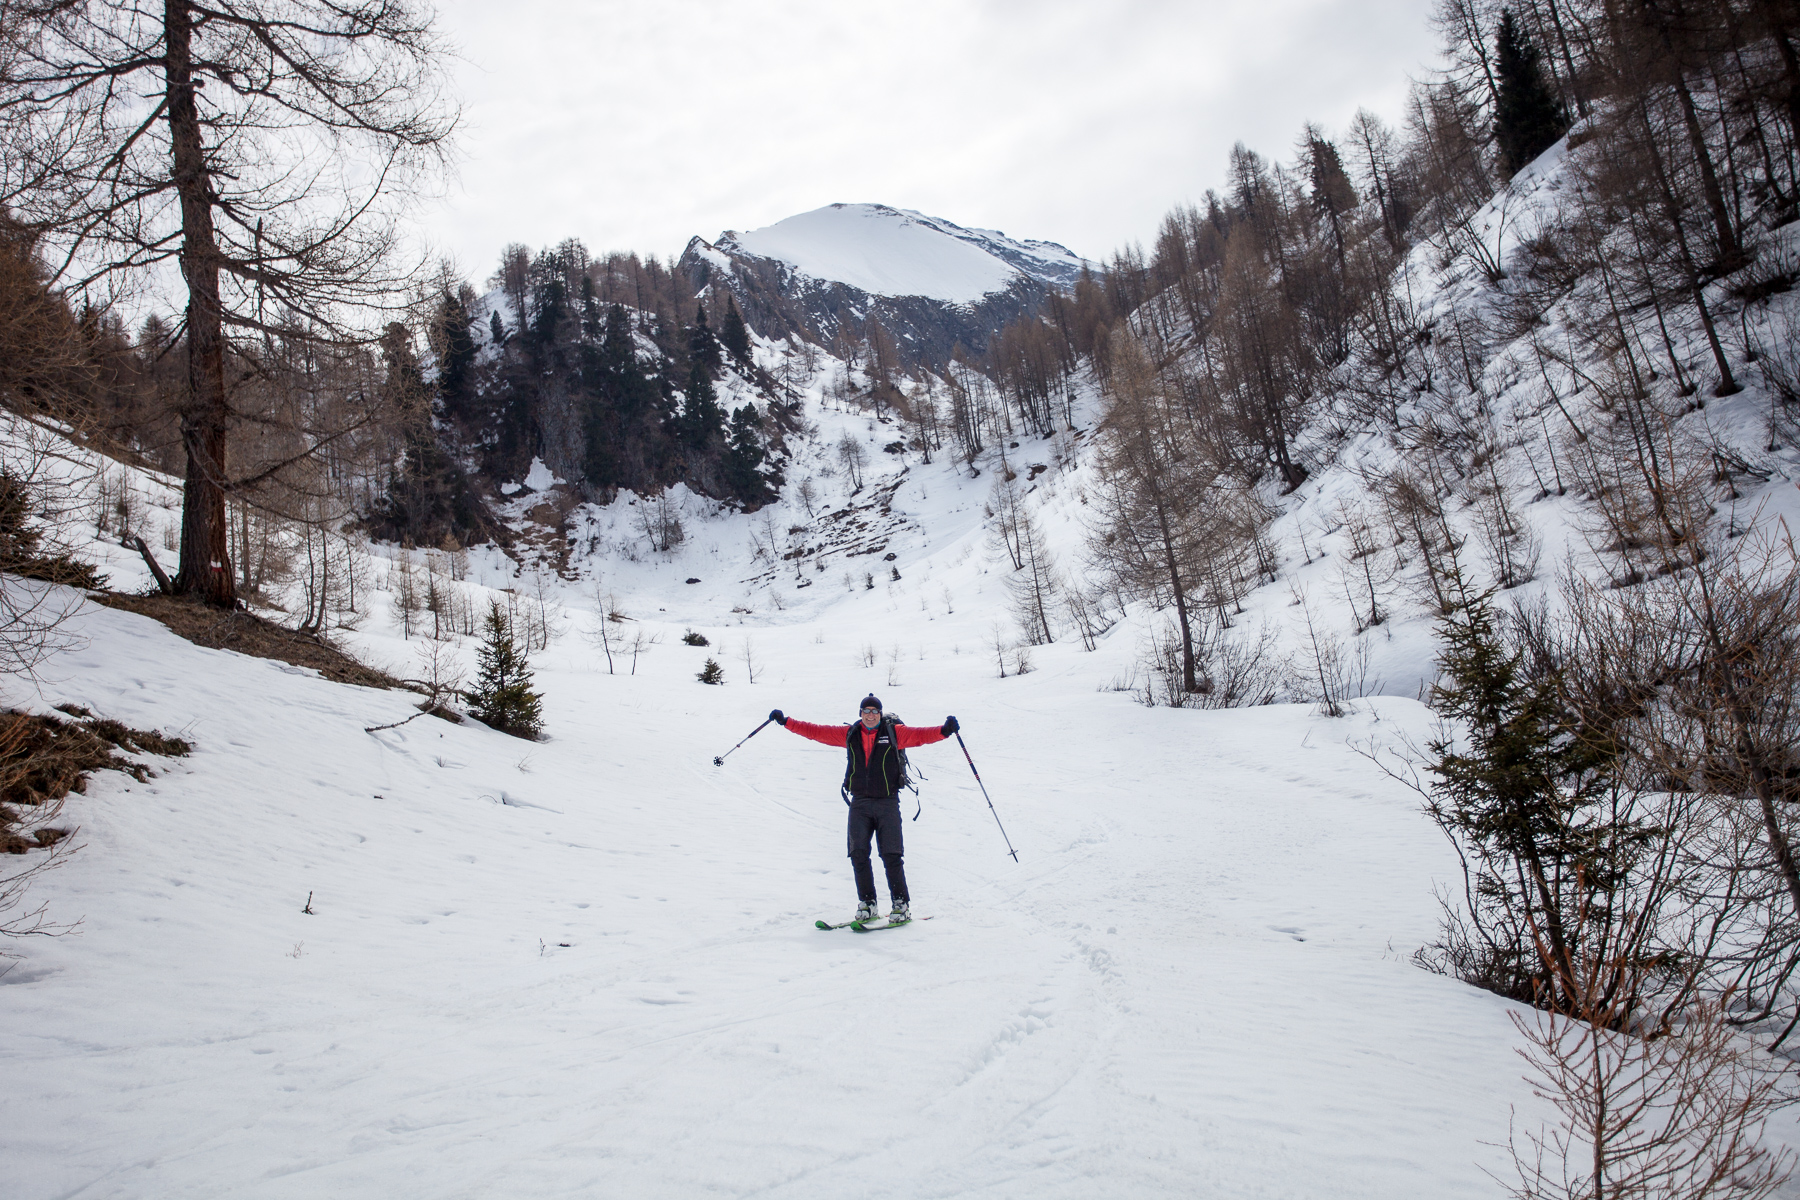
815, 915, 931, 933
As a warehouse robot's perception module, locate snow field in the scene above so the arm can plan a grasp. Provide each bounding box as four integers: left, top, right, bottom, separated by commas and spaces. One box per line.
0, 381, 1572, 1196
722, 204, 1082, 305
8, 579, 1548, 1198
12, 127, 1800, 1190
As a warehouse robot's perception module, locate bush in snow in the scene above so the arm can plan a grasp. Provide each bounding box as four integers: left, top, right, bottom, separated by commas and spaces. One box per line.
2, 707, 189, 947
464, 601, 543, 740
1416, 573, 1629, 1012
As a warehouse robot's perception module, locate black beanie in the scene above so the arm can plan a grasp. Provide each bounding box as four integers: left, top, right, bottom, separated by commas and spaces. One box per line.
859, 694, 882, 712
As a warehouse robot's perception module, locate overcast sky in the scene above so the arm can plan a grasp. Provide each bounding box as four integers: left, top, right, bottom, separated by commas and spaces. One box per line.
422, 0, 1441, 280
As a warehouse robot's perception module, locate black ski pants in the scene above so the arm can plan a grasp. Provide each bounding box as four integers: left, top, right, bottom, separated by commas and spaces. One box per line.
846, 795, 908, 904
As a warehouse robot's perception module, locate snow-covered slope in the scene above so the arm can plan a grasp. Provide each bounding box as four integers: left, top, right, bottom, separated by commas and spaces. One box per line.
1206, 137, 1800, 705
11, 118, 1800, 1192
716, 203, 1088, 304
7, 579, 1552, 1199
680, 204, 1089, 364
0, 366, 1645, 1199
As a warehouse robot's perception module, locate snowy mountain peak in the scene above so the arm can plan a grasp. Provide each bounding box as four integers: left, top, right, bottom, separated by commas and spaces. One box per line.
708, 203, 1089, 305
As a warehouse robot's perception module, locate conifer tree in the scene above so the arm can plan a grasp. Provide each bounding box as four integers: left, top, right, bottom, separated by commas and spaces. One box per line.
678, 359, 724, 451
723, 404, 768, 501
677, 309, 727, 451
370, 323, 473, 544
689, 302, 720, 374
368, 417, 492, 548
579, 274, 600, 340
1493, 8, 1567, 177
594, 305, 657, 419
1305, 131, 1357, 261
434, 288, 478, 421
529, 273, 567, 349
720, 297, 752, 362
465, 601, 544, 739
697, 657, 724, 684
1425, 571, 1629, 1008
578, 302, 653, 489
0, 472, 103, 587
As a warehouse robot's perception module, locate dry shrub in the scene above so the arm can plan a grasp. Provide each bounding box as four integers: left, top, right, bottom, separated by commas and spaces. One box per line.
0, 708, 191, 846
0, 707, 190, 948
1511, 997, 1793, 1200
92, 592, 400, 690
1139, 615, 1292, 709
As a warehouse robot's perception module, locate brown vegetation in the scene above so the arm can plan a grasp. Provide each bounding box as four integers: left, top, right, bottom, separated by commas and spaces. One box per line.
92, 592, 401, 691
0, 707, 190, 946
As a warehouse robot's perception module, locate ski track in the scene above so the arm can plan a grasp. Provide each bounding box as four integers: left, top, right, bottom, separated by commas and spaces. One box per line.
15, 301, 1800, 1194
6, 596, 1557, 1198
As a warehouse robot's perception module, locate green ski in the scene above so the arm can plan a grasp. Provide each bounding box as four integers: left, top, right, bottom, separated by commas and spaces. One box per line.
851, 915, 932, 932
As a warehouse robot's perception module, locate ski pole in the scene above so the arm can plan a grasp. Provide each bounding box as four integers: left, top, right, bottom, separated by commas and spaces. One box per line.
713, 717, 773, 766
954, 731, 1018, 862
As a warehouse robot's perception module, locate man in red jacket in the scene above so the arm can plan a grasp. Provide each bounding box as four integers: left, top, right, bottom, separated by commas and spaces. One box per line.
768, 695, 959, 924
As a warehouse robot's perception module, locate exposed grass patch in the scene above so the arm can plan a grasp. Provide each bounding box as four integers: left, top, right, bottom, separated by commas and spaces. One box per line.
1, 708, 191, 853
92, 592, 401, 690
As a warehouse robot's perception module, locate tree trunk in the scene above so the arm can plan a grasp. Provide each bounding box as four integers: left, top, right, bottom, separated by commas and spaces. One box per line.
1737, 0, 1800, 191
1699, 582, 1800, 921
1151, 489, 1198, 693
1671, 72, 1744, 271
1543, 0, 1588, 119
1638, 101, 1741, 396
165, 0, 237, 608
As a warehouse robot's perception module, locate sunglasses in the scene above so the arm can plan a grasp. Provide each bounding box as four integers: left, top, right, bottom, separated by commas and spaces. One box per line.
860, 707, 880, 714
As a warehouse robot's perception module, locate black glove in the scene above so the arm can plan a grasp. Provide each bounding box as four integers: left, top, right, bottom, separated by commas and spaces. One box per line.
769, 709, 786, 725
941, 715, 959, 736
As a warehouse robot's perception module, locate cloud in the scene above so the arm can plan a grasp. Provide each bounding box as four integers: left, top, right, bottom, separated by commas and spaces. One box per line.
423, 0, 1438, 279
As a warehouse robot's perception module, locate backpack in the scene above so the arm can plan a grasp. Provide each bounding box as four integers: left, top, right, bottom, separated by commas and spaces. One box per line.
886, 715, 917, 794
841, 715, 925, 817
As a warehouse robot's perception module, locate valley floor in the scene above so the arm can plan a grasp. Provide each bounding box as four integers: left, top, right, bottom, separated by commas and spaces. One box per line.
4, 589, 1587, 1200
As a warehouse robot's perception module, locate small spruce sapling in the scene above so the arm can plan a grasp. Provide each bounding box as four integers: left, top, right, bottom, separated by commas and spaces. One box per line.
697, 657, 725, 685
465, 600, 544, 739
1424, 567, 1624, 1009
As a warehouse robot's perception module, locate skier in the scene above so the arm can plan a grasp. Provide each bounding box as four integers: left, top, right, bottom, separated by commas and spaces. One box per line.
767, 695, 959, 924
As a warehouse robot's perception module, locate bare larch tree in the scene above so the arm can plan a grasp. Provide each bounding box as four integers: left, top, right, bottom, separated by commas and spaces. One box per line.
1, 0, 457, 605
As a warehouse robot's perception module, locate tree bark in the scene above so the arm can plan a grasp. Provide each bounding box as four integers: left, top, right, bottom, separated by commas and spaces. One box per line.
1150, 486, 1198, 694
1762, 0, 1800, 162
130, 536, 174, 595
165, 0, 237, 607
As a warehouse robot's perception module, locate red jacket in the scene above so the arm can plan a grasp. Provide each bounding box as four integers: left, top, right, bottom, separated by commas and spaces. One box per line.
784, 717, 947, 753
784, 716, 947, 798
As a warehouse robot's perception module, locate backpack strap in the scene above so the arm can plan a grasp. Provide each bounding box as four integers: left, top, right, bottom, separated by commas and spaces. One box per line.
883, 716, 923, 817
843, 723, 857, 797
842, 719, 921, 817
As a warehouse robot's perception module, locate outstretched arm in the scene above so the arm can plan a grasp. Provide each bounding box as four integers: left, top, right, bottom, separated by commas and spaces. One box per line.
896, 717, 956, 749
782, 716, 852, 747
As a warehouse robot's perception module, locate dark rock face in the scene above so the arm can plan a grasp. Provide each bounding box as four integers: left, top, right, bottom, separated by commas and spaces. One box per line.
367, 291, 796, 557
